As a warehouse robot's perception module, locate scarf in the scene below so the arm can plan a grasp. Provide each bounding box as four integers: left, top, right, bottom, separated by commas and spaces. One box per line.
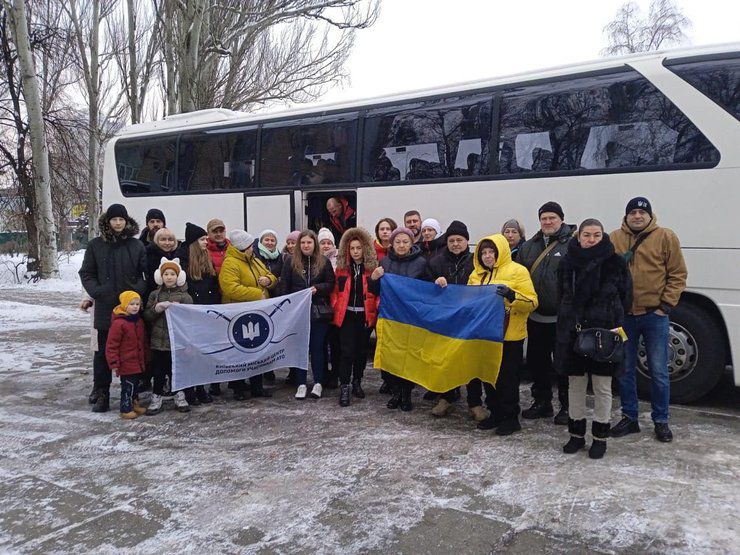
561, 235, 615, 312
258, 242, 280, 260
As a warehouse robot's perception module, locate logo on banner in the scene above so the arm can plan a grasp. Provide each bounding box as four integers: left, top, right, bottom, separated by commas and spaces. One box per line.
203, 298, 295, 355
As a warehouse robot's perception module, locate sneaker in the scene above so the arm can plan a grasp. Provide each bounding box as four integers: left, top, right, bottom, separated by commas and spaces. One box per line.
553, 406, 569, 425
310, 383, 323, 399
654, 423, 673, 443
431, 398, 452, 417
610, 416, 640, 437
146, 394, 163, 415
521, 401, 554, 419
174, 391, 190, 413
120, 411, 138, 420
295, 385, 307, 400
469, 406, 489, 422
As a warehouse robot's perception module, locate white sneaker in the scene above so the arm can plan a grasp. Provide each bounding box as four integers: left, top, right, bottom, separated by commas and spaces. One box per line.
295, 385, 307, 400
146, 394, 163, 415
174, 391, 190, 412
310, 383, 323, 399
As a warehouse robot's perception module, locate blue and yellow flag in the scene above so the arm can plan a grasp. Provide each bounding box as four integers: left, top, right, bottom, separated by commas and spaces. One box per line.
374, 274, 505, 392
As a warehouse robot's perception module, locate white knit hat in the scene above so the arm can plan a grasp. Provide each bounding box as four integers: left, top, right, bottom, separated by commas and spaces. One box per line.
421, 218, 442, 239
229, 229, 254, 251
317, 227, 335, 245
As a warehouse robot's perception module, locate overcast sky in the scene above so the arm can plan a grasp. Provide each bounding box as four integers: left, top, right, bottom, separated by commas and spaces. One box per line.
316, 0, 740, 105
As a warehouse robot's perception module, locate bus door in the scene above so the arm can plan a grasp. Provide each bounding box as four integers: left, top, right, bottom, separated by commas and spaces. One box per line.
304, 190, 357, 238
243, 191, 297, 246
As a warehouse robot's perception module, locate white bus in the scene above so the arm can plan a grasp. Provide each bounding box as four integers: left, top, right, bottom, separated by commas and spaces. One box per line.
103, 43, 740, 403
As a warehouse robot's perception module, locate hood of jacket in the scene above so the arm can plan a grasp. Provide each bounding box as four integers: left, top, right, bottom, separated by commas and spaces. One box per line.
472, 234, 512, 277
336, 227, 378, 272
98, 213, 140, 243
225, 243, 258, 264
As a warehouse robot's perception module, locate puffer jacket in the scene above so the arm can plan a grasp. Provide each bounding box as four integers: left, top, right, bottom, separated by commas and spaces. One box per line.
79, 214, 147, 330
378, 245, 429, 279
330, 227, 379, 328
187, 273, 221, 305
610, 214, 687, 315
206, 238, 229, 274
468, 234, 538, 341
252, 238, 284, 279
105, 313, 148, 376
428, 248, 474, 285
421, 236, 446, 261
219, 244, 277, 303
517, 223, 576, 317
143, 286, 193, 351
280, 254, 335, 306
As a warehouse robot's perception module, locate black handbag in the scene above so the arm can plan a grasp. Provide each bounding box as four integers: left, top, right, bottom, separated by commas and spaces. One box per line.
311, 302, 334, 322
573, 323, 624, 364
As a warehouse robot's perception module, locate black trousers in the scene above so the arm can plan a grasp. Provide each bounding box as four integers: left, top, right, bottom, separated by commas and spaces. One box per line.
337, 311, 370, 385
383, 372, 414, 392
151, 349, 173, 396
466, 379, 484, 408
323, 325, 341, 384
483, 340, 524, 423
94, 329, 111, 391
526, 320, 568, 406
231, 375, 264, 394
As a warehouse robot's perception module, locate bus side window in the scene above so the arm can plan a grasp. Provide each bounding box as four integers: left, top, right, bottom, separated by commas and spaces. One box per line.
667, 57, 740, 121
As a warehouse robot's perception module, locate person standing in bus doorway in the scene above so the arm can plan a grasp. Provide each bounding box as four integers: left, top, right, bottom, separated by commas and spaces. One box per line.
326, 197, 357, 244
206, 218, 230, 275
518, 202, 576, 425
79, 204, 147, 413
139, 208, 166, 247
403, 210, 423, 244
429, 220, 475, 418
609, 197, 687, 443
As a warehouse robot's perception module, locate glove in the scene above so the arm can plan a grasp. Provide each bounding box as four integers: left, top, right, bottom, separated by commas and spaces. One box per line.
154, 301, 172, 313
496, 285, 516, 302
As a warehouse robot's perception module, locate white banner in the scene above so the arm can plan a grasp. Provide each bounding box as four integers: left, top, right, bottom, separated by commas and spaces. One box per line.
166, 289, 312, 390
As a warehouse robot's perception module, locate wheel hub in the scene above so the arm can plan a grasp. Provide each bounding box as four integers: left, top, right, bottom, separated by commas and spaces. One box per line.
636, 322, 698, 382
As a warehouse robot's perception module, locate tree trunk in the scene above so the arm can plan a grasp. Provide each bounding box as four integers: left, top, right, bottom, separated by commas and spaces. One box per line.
163, 0, 177, 115
87, 0, 101, 239
179, 0, 205, 113
126, 0, 139, 123
5, 0, 59, 278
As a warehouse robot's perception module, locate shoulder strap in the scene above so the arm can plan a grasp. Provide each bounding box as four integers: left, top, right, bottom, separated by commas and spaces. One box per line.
623, 230, 654, 264
529, 239, 559, 276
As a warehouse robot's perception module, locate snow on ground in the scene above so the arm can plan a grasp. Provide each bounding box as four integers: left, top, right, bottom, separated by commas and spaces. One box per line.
0, 250, 84, 293
0, 258, 739, 553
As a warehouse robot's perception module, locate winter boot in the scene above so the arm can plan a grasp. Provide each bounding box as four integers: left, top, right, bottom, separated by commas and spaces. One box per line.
195, 387, 212, 404
521, 400, 554, 419
185, 389, 200, 406
339, 384, 351, 407
251, 384, 273, 398
378, 380, 392, 395
554, 405, 570, 425
88, 387, 101, 405
174, 391, 191, 413
209, 383, 222, 396
477, 414, 502, 431
91, 390, 109, 413
400, 385, 413, 412
495, 418, 522, 436
431, 398, 452, 417
563, 418, 587, 454
351, 379, 365, 399
146, 394, 163, 415
120, 411, 138, 420
387, 387, 402, 409
264, 371, 276, 385
132, 400, 147, 416
589, 421, 610, 459
422, 390, 437, 401
469, 406, 489, 422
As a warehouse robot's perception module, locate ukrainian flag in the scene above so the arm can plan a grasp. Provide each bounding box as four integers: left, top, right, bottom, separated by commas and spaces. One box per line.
374, 274, 505, 392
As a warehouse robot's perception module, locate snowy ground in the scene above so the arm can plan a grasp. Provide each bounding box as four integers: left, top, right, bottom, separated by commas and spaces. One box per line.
0, 254, 739, 554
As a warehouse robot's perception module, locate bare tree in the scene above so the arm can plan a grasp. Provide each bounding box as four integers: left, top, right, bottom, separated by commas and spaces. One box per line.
1, 0, 59, 278
602, 0, 690, 56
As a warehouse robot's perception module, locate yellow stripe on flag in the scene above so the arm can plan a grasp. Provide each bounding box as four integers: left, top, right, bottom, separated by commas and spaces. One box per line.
374, 318, 503, 393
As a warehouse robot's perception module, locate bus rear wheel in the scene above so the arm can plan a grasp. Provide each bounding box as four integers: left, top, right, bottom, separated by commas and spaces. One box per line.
635, 301, 726, 404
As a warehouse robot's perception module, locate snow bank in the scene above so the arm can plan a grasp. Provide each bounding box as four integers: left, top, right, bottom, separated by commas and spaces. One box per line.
0, 251, 84, 293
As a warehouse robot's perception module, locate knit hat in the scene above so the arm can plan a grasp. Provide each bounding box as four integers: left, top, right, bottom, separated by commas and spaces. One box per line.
207, 218, 226, 232
286, 230, 301, 243
154, 257, 186, 287
625, 197, 652, 216
421, 218, 442, 239
113, 290, 141, 316
145, 208, 166, 225
317, 227, 335, 245
501, 219, 525, 239
229, 229, 254, 251
106, 203, 128, 221
390, 226, 415, 243
185, 222, 207, 246
260, 229, 278, 242
445, 220, 469, 240
538, 201, 564, 220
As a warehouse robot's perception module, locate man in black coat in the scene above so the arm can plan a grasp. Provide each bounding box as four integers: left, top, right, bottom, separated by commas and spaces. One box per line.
79, 204, 147, 412
428, 220, 476, 417
517, 201, 576, 425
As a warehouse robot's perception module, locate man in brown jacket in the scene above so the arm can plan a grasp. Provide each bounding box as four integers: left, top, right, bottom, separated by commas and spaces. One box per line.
610, 197, 687, 443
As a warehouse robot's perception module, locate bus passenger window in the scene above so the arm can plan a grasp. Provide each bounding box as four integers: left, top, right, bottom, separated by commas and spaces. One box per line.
177, 129, 257, 192
116, 138, 176, 195
667, 57, 740, 121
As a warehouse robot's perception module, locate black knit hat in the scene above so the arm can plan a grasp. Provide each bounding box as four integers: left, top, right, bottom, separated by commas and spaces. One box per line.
105, 203, 128, 220
146, 208, 166, 225
625, 197, 652, 216
185, 222, 207, 246
445, 220, 469, 240
538, 201, 564, 220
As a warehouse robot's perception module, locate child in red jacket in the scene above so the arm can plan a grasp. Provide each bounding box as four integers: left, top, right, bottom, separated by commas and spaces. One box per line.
106, 291, 149, 419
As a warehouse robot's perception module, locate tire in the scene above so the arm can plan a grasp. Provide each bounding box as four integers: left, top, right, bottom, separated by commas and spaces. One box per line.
635, 300, 726, 404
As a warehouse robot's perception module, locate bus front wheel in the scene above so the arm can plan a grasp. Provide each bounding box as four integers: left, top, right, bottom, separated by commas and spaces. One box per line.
635, 300, 726, 404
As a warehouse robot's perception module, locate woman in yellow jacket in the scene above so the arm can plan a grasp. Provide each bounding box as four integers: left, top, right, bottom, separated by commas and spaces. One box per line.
468, 234, 538, 436
218, 230, 277, 399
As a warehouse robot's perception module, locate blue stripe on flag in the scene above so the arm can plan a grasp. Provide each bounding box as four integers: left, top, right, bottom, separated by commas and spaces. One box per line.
378, 274, 505, 342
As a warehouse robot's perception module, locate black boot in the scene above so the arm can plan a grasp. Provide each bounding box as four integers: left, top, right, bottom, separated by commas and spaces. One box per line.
387, 389, 402, 409
521, 400, 554, 419
477, 414, 502, 430
400, 384, 413, 412
195, 386, 212, 404
185, 388, 200, 406
589, 421, 610, 459
263, 371, 276, 385
88, 387, 101, 405
209, 383, 222, 396
554, 405, 569, 425
495, 418, 522, 436
339, 384, 351, 407
379, 381, 392, 394
563, 418, 587, 454
91, 390, 109, 413
250, 385, 273, 398
351, 379, 365, 399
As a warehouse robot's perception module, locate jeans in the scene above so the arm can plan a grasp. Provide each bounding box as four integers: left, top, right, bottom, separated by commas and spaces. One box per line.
295, 321, 329, 386
120, 374, 141, 413
619, 312, 671, 423
526, 320, 568, 407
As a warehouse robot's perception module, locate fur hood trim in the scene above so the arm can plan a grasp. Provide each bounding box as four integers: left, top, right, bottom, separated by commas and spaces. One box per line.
336, 227, 378, 271
98, 213, 140, 243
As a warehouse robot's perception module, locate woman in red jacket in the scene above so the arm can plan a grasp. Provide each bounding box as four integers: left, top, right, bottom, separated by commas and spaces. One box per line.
330, 227, 380, 407
105, 291, 149, 419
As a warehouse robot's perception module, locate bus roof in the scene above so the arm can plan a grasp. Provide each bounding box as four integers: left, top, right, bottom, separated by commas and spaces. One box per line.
118, 42, 740, 137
